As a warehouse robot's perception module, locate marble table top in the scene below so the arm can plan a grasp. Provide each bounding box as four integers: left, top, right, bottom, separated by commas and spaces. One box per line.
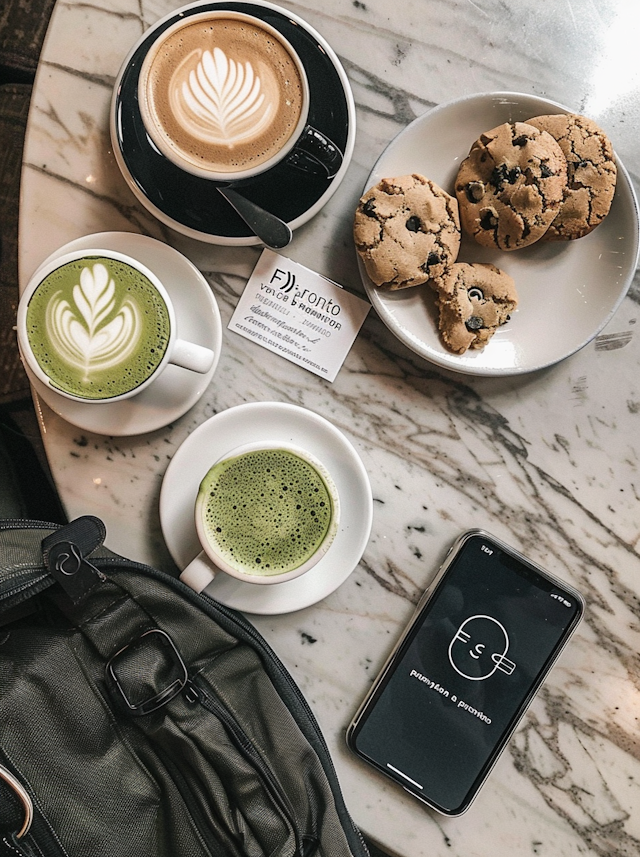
19, 0, 640, 854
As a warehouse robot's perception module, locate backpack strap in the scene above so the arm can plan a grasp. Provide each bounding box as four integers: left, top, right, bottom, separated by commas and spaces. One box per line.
0, 516, 198, 716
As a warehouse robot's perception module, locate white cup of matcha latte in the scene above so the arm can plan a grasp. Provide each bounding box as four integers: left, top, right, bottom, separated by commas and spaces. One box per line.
17, 249, 215, 403
180, 442, 341, 590
137, 9, 342, 182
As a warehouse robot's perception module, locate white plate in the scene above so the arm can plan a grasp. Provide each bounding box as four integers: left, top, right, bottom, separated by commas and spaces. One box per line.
159, 402, 373, 614
26, 232, 222, 435
360, 91, 640, 376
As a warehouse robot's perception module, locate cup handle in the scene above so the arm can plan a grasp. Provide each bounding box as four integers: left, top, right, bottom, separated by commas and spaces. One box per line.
285, 125, 343, 179
170, 339, 215, 374
180, 550, 217, 593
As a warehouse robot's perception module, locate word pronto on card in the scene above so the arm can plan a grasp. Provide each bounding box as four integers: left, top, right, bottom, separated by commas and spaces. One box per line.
229, 250, 370, 382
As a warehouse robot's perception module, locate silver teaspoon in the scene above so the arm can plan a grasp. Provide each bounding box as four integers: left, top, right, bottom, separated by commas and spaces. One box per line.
217, 187, 293, 249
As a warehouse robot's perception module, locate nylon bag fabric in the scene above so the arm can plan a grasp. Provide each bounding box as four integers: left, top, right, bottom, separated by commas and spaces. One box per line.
0, 517, 368, 857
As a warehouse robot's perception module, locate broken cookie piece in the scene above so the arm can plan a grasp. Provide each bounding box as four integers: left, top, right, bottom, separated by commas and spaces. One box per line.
526, 113, 617, 240
454, 122, 567, 250
435, 262, 518, 353
353, 174, 461, 289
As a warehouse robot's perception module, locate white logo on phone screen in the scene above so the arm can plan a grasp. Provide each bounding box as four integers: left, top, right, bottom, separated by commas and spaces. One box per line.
448, 615, 516, 681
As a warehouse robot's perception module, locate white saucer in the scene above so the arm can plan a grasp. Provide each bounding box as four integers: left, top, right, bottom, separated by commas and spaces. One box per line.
26, 232, 222, 436
360, 91, 640, 376
159, 402, 373, 614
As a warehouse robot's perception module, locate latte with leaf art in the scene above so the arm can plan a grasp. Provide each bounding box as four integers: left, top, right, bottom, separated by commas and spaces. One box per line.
26, 257, 171, 400
140, 14, 305, 175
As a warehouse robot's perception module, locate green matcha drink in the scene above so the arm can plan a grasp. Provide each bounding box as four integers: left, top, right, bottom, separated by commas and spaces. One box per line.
198, 449, 336, 576
25, 256, 171, 399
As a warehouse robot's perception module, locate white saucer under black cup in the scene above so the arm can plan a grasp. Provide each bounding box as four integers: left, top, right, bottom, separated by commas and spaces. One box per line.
111, 1, 356, 245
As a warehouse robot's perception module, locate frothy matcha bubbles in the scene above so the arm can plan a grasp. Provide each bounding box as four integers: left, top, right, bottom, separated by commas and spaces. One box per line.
198, 448, 336, 577
25, 256, 171, 399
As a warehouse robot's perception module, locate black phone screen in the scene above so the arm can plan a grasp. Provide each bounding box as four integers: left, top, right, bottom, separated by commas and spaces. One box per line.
348, 533, 583, 815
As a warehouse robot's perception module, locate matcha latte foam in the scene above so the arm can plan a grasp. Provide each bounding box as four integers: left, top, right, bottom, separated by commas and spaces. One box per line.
198, 449, 336, 576
26, 257, 171, 399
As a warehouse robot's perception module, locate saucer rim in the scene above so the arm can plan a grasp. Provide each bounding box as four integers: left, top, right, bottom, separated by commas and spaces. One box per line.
26, 231, 222, 435
110, 0, 356, 246
159, 401, 373, 614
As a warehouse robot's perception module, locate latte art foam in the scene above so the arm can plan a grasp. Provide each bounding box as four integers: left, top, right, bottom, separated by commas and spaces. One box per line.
26, 257, 171, 399
45, 263, 141, 383
173, 46, 274, 147
141, 16, 305, 174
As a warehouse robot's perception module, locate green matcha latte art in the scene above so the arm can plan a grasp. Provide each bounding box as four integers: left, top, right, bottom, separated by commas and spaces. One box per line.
198, 449, 335, 576
26, 257, 171, 399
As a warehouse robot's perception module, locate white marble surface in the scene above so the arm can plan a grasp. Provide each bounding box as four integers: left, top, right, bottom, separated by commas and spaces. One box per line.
19, 0, 640, 855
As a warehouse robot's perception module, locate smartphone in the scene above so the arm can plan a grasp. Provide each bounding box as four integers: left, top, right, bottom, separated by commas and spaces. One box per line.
346, 530, 584, 816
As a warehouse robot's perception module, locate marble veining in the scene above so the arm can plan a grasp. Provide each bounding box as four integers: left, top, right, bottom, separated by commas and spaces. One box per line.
18, 0, 640, 855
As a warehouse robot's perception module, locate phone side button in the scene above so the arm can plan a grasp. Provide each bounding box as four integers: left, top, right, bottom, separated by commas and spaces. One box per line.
415, 542, 458, 614
415, 589, 431, 612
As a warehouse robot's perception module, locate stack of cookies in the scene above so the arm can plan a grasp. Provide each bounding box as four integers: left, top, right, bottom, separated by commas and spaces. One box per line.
353, 112, 617, 355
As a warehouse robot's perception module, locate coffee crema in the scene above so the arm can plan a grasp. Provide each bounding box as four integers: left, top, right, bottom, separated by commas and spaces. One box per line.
26, 257, 171, 399
198, 449, 334, 576
140, 15, 305, 175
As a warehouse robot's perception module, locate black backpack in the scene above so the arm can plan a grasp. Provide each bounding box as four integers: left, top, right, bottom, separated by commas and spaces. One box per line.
0, 516, 369, 857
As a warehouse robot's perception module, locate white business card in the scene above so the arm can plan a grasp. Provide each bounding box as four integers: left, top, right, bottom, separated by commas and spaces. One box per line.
228, 249, 370, 382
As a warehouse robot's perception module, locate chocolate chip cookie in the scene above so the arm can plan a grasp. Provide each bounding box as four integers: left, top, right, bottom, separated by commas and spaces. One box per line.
455, 122, 567, 250
435, 262, 518, 353
353, 174, 461, 289
526, 113, 617, 240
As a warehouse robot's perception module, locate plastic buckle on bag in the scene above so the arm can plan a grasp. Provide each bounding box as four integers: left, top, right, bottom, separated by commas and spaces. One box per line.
106, 629, 189, 716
